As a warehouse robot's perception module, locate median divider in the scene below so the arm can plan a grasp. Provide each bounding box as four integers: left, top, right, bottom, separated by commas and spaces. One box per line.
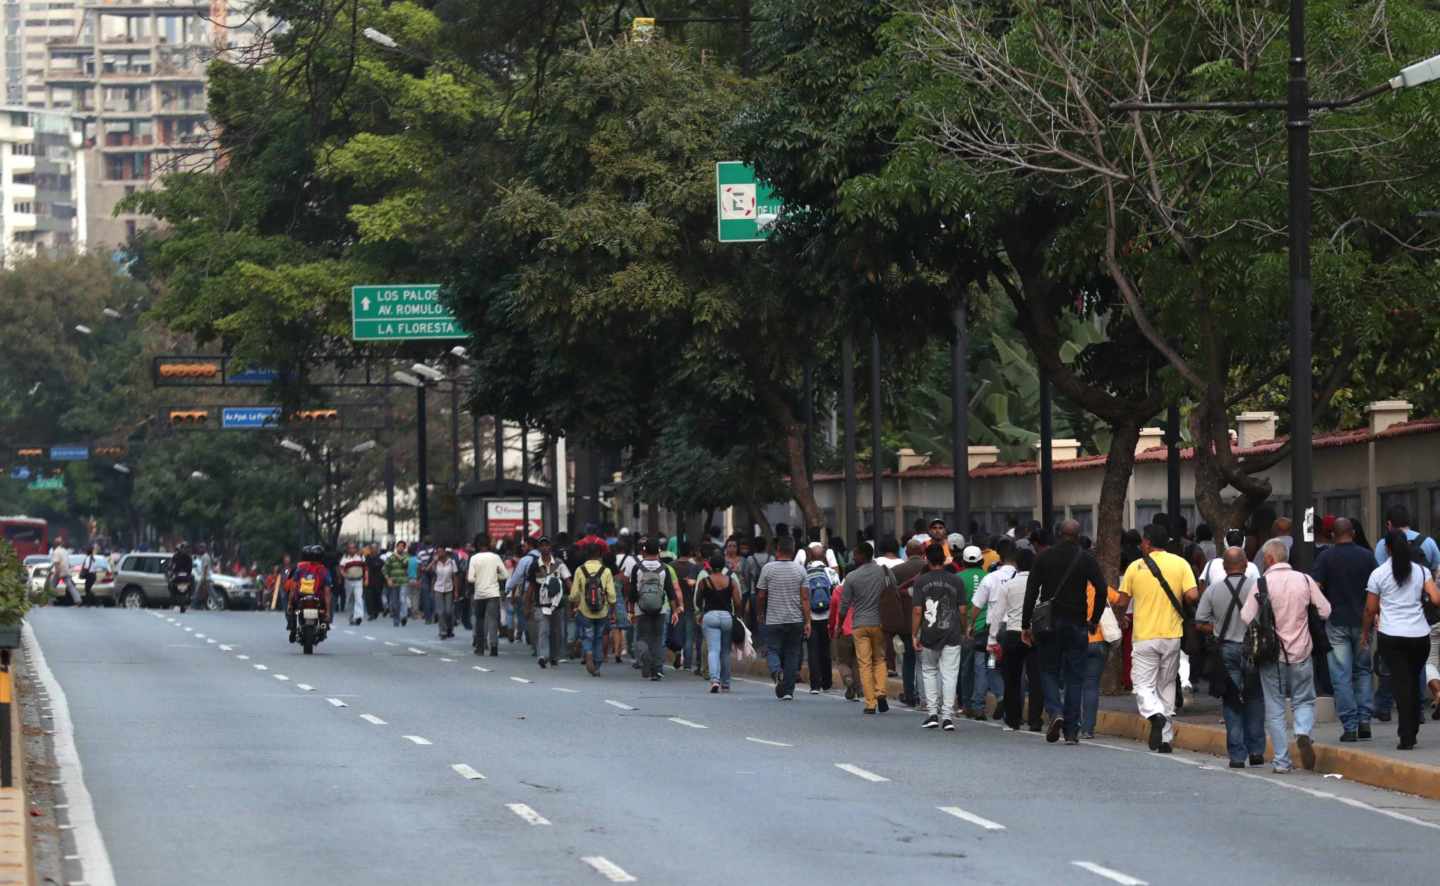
0, 651, 33, 886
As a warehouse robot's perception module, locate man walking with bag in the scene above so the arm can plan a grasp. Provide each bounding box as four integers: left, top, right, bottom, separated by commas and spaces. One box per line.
912, 544, 969, 731
1196, 547, 1265, 768
1024, 519, 1108, 744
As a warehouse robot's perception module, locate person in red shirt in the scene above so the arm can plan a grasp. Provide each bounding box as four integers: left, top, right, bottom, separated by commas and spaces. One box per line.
828, 582, 859, 701
287, 545, 334, 641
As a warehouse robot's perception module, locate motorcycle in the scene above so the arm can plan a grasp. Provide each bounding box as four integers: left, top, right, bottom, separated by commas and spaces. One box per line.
294, 586, 328, 655
170, 572, 194, 613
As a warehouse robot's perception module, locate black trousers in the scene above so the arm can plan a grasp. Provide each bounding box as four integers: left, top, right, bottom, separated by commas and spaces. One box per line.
635, 613, 666, 678
808, 621, 832, 690
1000, 630, 1043, 729
1379, 632, 1430, 745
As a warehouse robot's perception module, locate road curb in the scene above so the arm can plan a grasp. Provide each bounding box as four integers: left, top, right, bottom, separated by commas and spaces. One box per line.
730, 645, 1440, 799
0, 648, 33, 886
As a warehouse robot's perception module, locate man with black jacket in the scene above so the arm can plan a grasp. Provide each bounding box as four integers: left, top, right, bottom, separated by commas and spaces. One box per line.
1023, 519, 1108, 744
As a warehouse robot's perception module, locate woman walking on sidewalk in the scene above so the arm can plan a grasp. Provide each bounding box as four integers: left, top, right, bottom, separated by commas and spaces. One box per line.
1363, 530, 1440, 750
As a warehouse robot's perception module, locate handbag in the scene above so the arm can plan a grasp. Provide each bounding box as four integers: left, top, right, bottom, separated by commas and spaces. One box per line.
1205, 575, 1246, 698
1142, 553, 1203, 656
1099, 606, 1122, 644
878, 567, 909, 635
1031, 550, 1085, 634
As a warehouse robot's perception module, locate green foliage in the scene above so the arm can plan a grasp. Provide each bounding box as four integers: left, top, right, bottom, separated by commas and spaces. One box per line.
0, 539, 32, 625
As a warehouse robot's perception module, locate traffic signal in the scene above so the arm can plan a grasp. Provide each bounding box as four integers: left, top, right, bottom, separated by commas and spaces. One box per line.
291, 409, 340, 425
93, 446, 125, 458
16, 448, 42, 458
168, 410, 210, 427
157, 361, 222, 381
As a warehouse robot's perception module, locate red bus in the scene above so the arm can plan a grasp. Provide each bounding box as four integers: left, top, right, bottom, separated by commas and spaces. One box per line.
0, 516, 49, 561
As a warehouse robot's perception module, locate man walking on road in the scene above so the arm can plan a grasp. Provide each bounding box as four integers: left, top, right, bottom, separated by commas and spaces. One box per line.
570, 544, 616, 676
757, 535, 810, 702
429, 545, 460, 639
1115, 524, 1198, 754
912, 544, 968, 731
837, 542, 890, 714
1025, 520, 1109, 744
1243, 539, 1332, 772
529, 538, 571, 669
468, 534, 510, 656
630, 540, 684, 681
1313, 517, 1379, 741
340, 542, 365, 625
804, 543, 838, 694
1196, 547, 1265, 768
969, 538, 1017, 720
383, 540, 409, 627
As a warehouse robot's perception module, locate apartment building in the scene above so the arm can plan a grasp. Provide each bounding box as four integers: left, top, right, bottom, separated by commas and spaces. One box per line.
2, 0, 80, 107
0, 105, 84, 258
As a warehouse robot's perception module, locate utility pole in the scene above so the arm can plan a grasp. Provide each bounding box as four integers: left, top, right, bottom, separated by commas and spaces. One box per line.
841, 331, 859, 546
1038, 369, 1054, 531
950, 296, 969, 534
416, 384, 429, 538
1166, 403, 1182, 538
1286, 0, 1315, 571
870, 331, 883, 540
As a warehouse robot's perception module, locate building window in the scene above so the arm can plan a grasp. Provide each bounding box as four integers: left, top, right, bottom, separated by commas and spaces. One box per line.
12, 202, 32, 213
1380, 488, 1419, 528
10, 142, 31, 155
1324, 494, 1362, 525
125, 219, 137, 240
103, 152, 151, 180
8, 111, 25, 126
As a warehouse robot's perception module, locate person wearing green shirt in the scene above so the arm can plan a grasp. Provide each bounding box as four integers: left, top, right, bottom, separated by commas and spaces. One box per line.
383, 540, 410, 627
954, 545, 989, 719
569, 544, 617, 675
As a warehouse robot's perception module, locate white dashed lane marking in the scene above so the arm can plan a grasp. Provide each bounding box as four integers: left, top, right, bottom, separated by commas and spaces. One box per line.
253, 664, 268, 671
745, 737, 792, 748
1072, 861, 1148, 885
668, 717, 706, 729
272, 674, 289, 681
441, 657, 455, 663
327, 698, 348, 708
505, 803, 551, 826
451, 763, 485, 781
604, 700, 635, 711
296, 684, 314, 692
835, 763, 889, 783
473, 666, 492, 673
552, 687, 580, 694
402, 735, 432, 746
359, 714, 387, 726
407, 647, 427, 656
219, 645, 233, 651
510, 677, 532, 684
938, 806, 1006, 831
364, 635, 376, 641
235, 654, 249, 661
384, 641, 398, 647
581, 856, 637, 883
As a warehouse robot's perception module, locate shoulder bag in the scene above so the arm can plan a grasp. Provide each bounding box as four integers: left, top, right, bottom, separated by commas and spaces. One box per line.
1141, 553, 1203, 656
1205, 575, 1246, 698
878, 566, 909, 635
1031, 550, 1084, 634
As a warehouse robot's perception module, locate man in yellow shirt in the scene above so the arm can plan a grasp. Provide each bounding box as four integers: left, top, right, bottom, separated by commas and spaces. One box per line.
1114, 524, 1199, 753
569, 544, 617, 676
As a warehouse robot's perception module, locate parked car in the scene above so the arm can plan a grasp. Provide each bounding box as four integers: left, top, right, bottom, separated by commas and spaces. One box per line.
108, 552, 259, 610
27, 563, 51, 597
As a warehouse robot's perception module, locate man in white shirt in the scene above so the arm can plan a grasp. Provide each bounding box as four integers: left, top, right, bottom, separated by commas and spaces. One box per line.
52, 541, 80, 605
969, 539, 1017, 719
467, 533, 510, 656
1199, 529, 1260, 589
430, 546, 461, 640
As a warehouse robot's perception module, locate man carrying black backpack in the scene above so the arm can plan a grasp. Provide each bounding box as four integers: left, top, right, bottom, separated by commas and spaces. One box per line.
630, 539, 684, 681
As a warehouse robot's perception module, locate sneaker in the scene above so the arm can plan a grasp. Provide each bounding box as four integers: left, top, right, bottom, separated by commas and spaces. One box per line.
615, 655, 623, 664
1027, 723, 1042, 733
1064, 737, 1079, 746
809, 688, 820, 695
1081, 731, 1095, 740
781, 693, 793, 701
922, 715, 940, 729
1047, 716, 1065, 743
710, 682, 720, 694
863, 707, 876, 715
877, 697, 889, 713
1376, 711, 1392, 722
1229, 760, 1246, 769
1272, 764, 1293, 774
942, 719, 956, 732
1147, 713, 1166, 751
972, 711, 988, 722
1001, 725, 1017, 733
1358, 724, 1372, 740
538, 658, 547, 669
1249, 754, 1266, 767
651, 675, 662, 682
844, 686, 856, 701
1339, 730, 1358, 743
1157, 742, 1173, 754
775, 681, 785, 700
1296, 734, 1316, 770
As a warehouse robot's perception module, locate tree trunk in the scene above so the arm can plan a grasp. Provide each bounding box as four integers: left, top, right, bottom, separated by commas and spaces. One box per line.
1094, 418, 1141, 587
1190, 388, 1270, 537
760, 388, 824, 534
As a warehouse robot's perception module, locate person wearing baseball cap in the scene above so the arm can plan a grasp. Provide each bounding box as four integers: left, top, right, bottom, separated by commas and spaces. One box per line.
954, 545, 988, 718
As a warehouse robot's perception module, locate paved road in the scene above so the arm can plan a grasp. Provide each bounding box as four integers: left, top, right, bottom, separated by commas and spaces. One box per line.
26, 607, 1440, 886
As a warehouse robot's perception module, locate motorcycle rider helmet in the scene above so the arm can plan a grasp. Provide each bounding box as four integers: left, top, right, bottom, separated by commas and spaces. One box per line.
301, 544, 325, 561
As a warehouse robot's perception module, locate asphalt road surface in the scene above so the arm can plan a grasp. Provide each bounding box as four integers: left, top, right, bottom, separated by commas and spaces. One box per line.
26, 607, 1440, 886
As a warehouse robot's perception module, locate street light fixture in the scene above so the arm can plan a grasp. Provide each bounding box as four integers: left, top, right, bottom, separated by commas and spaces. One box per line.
102, 308, 123, 320
280, 438, 306, 454
74, 324, 92, 335
410, 363, 445, 383
392, 370, 423, 388
1392, 54, 1440, 89
351, 440, 378, 454
449, 345, 468, 359
112, 463, 130, 474
362, 26, 397, 49
189, 470, 208, 481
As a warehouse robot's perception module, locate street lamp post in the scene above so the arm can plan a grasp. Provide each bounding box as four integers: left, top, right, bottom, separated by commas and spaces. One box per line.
393, 370, 430, 537
1111, 14, 1440, 572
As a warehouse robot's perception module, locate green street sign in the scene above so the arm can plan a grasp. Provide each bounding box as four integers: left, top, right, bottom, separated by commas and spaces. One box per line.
28, 476, 63, 491
351, 284, 466, 342
715, 161, 783, 244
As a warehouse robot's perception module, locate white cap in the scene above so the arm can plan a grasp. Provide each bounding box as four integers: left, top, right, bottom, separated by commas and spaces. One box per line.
961, 545, 983, 564
947, 532, 966, 549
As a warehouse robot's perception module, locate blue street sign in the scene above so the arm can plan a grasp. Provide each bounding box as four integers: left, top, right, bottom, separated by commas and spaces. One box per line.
221, 407, 281, 429
227, 368, 279, 385
9, 467, 31, 480
49, 445, 89, 461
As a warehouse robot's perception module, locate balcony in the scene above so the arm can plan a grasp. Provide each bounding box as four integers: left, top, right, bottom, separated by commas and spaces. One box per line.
7, 211, 38, 230
8, 183, 36, 200
9, 153, 34, 172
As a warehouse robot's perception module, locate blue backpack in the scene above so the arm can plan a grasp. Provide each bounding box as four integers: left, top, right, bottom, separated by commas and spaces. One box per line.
806, 565, 833, 615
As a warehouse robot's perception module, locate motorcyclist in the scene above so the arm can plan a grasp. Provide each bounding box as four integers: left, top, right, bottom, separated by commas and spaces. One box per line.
286, 545, 334, 643
168, 543, 195, 607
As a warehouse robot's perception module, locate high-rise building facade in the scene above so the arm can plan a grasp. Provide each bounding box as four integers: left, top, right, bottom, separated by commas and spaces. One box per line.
0, 106, 85, 259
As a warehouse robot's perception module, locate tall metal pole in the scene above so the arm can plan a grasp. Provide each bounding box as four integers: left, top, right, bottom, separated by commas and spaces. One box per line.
1288, 0, 1314, 572
416, 384, 429, 538
802, 360, 814, 534
870, 330, 883, 541
841, 331, 859, 546
384, 450, 396, 539
520, 423, 530, 541
449, 379, 461, 492
1166, 402, 1182, 537
471, 414, 481, 485
1038, 368, 1054, 531
950, 296, 969, 535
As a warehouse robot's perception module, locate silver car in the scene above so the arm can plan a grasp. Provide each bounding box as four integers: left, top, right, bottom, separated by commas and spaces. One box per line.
110, 552, 259, 610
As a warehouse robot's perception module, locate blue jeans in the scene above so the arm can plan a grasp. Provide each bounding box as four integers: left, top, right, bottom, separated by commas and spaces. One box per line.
1326, 623, 1373, 733
384, 584, 407, 626
970, 628, 1002, 711
768, 621, 806, 697
761, 623, 782, 676
1221, 641, 1266, 763
579, 616, 608, 666
1039, 617, 1088, 737
1081, 642, 1108, 735
959, 642, 975, 708
1260, 657, 1316, 770
702, 611, 733, 687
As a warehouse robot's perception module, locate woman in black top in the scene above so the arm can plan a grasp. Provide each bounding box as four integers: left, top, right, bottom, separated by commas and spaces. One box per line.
698, 553, 743, 693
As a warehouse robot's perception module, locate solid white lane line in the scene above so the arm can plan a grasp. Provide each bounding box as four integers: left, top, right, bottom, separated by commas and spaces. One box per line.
23, 625, 117, 886
506, 803, 551, 826
327, 698, 348, 708
403, 735, 432, 745
1072, 861, 1148, 885
273, 674, 289, 682
581, 856, 637, 883
510, 677, 532, 684
668, 717, 706, 729
835, 763, 889, 783
407, 647, 427, 655
473, 665, 492, 673
183, 627, 192, 632
360, 714, 387, 726
253, 664, 268, 671
552, 687, 580, 694
938, 806, 1006, 831
451, 763, 485, 781
745, 737, 792, 748
296, 684, 314, 692
604, 700, 635, 711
